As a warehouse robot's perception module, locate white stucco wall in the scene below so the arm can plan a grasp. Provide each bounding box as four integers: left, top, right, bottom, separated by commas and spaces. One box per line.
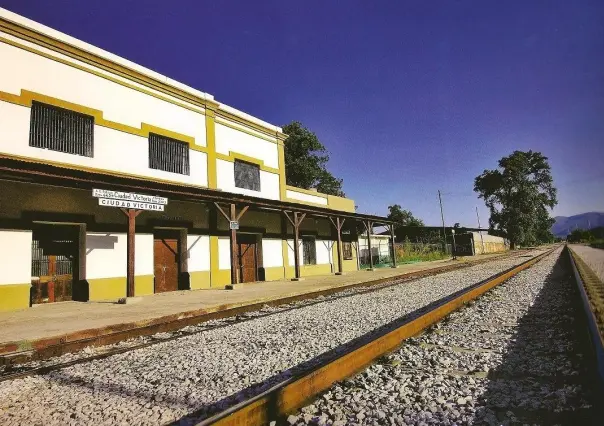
215, 122, 279, 168
0, 38, 207, 146
285, 189, 329, 206
218, 237, 231, 270
287, 238, 333, 266
0, 102, 208, 187
471, 232, 506, 243
0, 230, 32, 285
216, 159, 280, 200
187, 234, 210, 272
358, 236, 391, 257
86, 233, 153, 279
316, 240, 333, 265
262, 239, 283, 268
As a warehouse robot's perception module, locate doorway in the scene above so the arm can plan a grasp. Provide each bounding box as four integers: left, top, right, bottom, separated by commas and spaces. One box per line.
154, 230, 180, 293
238, 234, 258, 283
31, 224, 79, 304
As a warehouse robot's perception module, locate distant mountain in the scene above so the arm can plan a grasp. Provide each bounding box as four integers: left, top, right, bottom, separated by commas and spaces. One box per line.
551, 212, 604, 237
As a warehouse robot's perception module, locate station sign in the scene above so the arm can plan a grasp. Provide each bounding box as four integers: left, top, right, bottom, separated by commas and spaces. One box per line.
229, 220, 239, 230
93, 188, 168, 212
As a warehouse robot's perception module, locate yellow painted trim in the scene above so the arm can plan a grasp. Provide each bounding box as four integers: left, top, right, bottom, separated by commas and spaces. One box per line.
88, 275, 156, 300
190, 270, 211, 289
88, 276, 126, 300
0, 152, 209, 190
301, 263, 333, 277
216, 151, 280, 175
285, 197, 330, 208
212, 269, 231, 288
135, 274, 154, 296
285, 185, 329, 199
0, 283, 30, 312
282, 240, 290, 279
0, 89, 207, 151
327, 194, 356, 213
263, 266, 285, 281
278, 143, 287, 201
0, 24, 287, 138
209, 236, 222, 287
215, 117, 282, 145
285, 186, 356, 213
0, 34, 209, 114
205, 108, 218, 189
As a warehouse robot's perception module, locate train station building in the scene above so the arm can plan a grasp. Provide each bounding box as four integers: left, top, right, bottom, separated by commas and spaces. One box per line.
0, 9, 393, 312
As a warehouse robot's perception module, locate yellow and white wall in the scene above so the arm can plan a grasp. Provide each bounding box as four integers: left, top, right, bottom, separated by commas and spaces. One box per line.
0, 7, 356, 212
0, 8, 361, 311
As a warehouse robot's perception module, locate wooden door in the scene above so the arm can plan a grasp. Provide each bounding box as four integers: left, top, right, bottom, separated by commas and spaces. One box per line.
31, 237, 74, 304
238, 236, 257, 283
154, 238, 179, 293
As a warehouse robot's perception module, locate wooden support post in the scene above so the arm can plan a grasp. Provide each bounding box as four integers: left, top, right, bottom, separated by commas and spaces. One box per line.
214, 203, 249, 287
121, 208, 142, 298
329, 217, 346, 275
284, 211, 306, 280
364, 220, 374, 270
178, 228, 189, 290
389, 225, 397, 268
229, 203, 239, 286
75, 223, 88, 301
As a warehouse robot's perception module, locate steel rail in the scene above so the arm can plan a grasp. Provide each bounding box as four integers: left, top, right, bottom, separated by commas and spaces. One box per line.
197, 247, 555, 426
0, 251, 525, 367
567, 245, 604, 395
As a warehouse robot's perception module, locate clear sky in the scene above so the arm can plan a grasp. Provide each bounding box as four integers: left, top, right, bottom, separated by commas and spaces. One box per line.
2, 0, 603, 226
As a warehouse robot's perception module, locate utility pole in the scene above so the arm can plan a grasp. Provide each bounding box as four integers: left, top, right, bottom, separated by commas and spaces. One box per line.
438, 190, 447, 254
475, 206, 485, 255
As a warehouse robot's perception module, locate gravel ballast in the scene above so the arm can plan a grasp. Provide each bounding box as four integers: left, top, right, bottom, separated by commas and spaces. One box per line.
0, 250, 546, 425
291, 247, 596, 425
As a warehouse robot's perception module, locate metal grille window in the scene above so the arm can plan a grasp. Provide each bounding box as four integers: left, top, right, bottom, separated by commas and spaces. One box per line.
234, 160, 261, 191
343, 242, 353, 260
149, 133, 190, 175
29, 101, 94, 157
302, 237, 317, 265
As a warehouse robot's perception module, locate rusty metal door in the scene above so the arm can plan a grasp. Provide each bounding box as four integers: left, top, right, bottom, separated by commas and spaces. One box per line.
31, 238, 74, 304
238, 236, 257, 283
154, 238, 179, 293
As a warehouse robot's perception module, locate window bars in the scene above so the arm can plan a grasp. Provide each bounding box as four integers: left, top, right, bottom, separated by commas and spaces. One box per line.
149, 133, 190, 175
29, 101, 94, 157
234, 160, 261, 191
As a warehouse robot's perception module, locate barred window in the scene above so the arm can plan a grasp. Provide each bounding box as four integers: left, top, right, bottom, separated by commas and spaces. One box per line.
234, 160, 260, 191
343, 242, 353, 260
29, 101, 94, 157
149, 133, 190, 175
302, 237, 316, 265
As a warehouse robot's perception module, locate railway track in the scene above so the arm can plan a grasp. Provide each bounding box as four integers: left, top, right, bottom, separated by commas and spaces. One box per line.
0, 251, 529, 381
196, 248, 560, 426
0, 248, 554, 425
286, 244, 602, 426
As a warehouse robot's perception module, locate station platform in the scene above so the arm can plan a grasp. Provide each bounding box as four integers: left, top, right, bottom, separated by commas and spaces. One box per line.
0, 252, 510, 356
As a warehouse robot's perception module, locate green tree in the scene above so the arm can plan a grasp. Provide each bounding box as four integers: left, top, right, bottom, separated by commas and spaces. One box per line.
387, 204, 424, 229
282, 121, 344, 196
474, 150, 557, 248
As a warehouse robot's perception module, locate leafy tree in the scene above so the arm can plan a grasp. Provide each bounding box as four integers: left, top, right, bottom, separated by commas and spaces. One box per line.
567, 228, 596, 243
282, 121, 345, 197
474, 150, 557, 248
387, 205, 424, 229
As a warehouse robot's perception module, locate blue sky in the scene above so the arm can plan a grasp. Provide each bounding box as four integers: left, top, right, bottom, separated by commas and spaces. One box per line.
2, 0, 603, 225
